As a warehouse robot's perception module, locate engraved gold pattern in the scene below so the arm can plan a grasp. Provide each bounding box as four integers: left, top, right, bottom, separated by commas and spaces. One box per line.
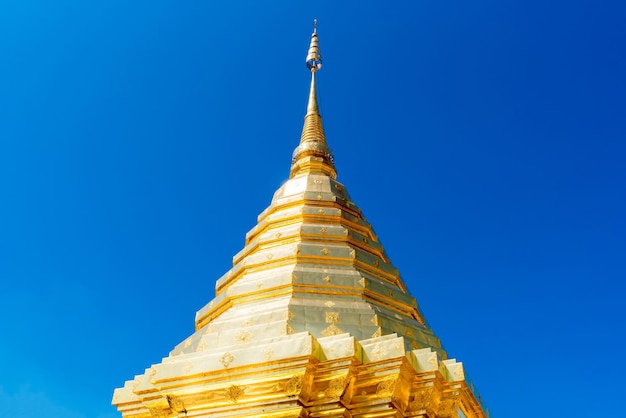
284, 374, 304, 396
225, 385, 245, 403
324, 376, 346, 398
321, 324, 343, 337
376, 377, 397, 398
409, 387, 434, 412
167, 395, 186, 413
325, 312, 340, 324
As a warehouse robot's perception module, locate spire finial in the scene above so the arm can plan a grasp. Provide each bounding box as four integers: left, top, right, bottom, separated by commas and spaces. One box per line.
290, 21, 336, 179
306, 20, 322, 72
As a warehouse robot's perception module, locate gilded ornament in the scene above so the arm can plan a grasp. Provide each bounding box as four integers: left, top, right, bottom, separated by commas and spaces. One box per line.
284, 374, 304, 396
324, 301, 335, 307
375, 377, 397, 399
371, 328, 382, 338
324, 376, 346, 398
275, 232, 282, 239
409, 387, 434, 412
167, 395, 186, 413
318, 208, 325, 214
183, 362, 193, 374
314, 179, 322, 184
321, 324, 343, 337
320, 247, 330, 255
286, 324, 296, 334
225, 385, 245, 403
241, 318, 252, 327
438, 398, 458, 417
325, 311, 340, 324
266, 253, 273, 260
359, 277, 366, 287
234, 330, 252, 343
220, 352, 234, 368
320, 227, 328, 233
374, 260, 380, 267
196, 340, 209, 352
323, 275, 331, 283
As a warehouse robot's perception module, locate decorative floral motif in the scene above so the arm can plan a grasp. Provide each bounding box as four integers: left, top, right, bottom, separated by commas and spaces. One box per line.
225, 385, 245, 403
376, 377, 397, 398
409, 386, 434, 412
220, 352, 234, 368
321, 324, 343, 337
284, 374, 304, 396
324, 376, 346, 398
325, 312, 340, 324
234, 330, 252, 343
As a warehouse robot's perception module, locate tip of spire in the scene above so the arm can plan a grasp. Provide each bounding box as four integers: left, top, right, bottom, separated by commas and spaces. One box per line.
306, 20, 322, 72
291, 20, 336, 179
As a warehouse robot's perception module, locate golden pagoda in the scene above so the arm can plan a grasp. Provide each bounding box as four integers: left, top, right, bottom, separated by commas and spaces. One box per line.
113, 22, 490, 418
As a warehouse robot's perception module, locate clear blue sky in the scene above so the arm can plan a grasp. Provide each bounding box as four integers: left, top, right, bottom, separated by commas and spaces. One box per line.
1, 1, 624, 417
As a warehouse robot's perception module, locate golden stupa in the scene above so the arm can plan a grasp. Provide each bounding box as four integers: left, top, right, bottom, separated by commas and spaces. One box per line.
112, 22, 490, 418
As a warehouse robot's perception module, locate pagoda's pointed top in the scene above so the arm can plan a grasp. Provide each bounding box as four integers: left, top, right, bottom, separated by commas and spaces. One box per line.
290, 20, 336, 179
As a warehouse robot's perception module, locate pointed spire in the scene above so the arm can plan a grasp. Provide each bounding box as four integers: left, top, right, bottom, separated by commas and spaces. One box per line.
290, 20, 336, 179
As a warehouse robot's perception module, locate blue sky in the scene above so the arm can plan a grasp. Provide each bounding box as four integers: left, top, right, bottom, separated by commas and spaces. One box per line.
0, 1, 624, 417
